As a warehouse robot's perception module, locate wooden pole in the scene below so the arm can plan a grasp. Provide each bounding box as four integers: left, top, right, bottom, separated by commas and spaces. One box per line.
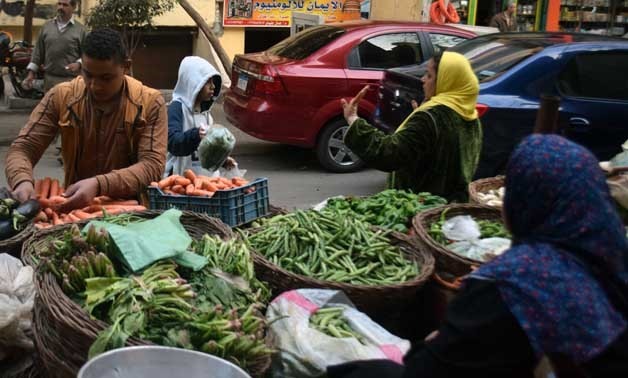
23, 0, 36, 44
534, 95, 561, 134
178, 0, 232, 75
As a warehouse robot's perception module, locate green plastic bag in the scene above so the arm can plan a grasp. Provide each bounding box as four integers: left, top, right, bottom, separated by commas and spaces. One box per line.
84, 209, 207, 273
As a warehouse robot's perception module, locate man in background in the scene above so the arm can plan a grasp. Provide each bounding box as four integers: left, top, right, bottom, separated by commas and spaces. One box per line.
22, 0, 87, 92
490, 1, 518, 32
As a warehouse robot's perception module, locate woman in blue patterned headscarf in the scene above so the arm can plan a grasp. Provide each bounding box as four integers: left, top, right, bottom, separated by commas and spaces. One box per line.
328, 135, 628, 378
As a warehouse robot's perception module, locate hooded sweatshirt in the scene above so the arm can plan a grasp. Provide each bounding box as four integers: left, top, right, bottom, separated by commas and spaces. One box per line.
165, 56, 222, 176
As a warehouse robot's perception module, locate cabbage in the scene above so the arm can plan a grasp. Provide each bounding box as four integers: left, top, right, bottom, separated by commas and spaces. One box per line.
198, 127, 236, 172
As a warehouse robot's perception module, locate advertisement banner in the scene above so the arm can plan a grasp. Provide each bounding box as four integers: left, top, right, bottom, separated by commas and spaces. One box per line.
224, 0, 358, 27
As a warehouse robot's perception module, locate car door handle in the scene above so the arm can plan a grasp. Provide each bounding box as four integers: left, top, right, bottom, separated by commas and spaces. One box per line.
569, 117, 590, 127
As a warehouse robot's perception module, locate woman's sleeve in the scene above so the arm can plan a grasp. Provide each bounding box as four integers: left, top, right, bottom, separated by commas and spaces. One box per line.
343, 114, 436, 172
327, 280, 536, 378
167, 101, 202, 157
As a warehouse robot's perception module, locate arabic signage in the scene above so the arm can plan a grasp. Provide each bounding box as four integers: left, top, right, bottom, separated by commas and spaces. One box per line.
224, 0, 356, 27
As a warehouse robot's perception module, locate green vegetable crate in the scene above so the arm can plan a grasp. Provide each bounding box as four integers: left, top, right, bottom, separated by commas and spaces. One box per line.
147, 178, 270, 227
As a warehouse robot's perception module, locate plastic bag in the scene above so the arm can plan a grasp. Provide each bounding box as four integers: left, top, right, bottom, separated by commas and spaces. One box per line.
0, 254, 35, 360
442, 216, 511, 262
448, 237, 511, 262
218, 162, 247, 180
198, 125, 236, 172
267, 289, 411, 378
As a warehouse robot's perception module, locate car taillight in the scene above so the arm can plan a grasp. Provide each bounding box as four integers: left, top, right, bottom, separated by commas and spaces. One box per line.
253, 65, 286, 96
476, 103, 489, 118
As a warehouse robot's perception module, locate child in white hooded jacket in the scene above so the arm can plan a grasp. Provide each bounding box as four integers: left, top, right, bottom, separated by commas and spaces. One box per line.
165, 56, 235, 176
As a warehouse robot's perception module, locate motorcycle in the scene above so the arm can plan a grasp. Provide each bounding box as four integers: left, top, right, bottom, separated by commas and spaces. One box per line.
0, 31, 44, 99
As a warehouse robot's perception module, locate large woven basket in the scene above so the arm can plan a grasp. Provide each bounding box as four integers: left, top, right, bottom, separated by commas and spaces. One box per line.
0, 224, 35, 258
251, 231, 435, 339
468, 175, 505, 206
28, 210, 271, 378
412, 204, 504, 276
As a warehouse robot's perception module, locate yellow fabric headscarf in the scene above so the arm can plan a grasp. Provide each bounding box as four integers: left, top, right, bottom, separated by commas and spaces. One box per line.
397, 51, 479, 133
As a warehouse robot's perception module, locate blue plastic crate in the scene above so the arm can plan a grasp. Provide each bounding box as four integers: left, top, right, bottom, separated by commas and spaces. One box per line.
147, 177, 270, 227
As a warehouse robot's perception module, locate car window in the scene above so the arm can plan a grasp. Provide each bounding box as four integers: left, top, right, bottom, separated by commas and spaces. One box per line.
429, 33, 467, 55
353, 33, 422, 69
267, 25, 345, 60
451, 37, 550, 82
558, 52, 628, 102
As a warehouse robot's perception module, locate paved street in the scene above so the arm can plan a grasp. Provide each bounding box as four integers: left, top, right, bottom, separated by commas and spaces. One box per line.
0, 104, 387, 209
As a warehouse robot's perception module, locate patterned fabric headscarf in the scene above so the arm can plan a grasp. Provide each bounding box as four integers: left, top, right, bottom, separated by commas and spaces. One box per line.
472, 134, 628, 363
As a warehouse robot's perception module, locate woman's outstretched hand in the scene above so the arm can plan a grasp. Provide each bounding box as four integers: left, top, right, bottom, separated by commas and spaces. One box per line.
341, 85, 369, 126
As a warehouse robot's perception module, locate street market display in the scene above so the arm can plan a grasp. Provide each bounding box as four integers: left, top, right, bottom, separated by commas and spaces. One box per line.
37, 215, 271, 373
322, 190, 447, 233
34, 177, 147, 229
0, 188, 40, 240
245, 210, 420, 286
152, 170, 252, 197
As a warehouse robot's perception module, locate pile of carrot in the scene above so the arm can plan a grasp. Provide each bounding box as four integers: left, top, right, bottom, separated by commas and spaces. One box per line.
151, 170, 253, 197
34, 177, 147, 229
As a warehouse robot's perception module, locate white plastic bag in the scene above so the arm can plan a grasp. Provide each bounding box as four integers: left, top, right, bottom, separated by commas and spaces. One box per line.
0, 254, 35, 360
441, 216, 511, 262
267, 289, 411, 378
218, 162, 247, 179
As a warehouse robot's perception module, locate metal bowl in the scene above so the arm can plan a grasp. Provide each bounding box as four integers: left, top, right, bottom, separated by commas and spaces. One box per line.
78, 346, 251, 378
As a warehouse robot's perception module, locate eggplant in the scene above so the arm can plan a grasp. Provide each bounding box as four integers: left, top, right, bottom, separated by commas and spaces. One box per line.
15, 199, 41, 219
0, 219, 18, 240
0, 187, 12, 200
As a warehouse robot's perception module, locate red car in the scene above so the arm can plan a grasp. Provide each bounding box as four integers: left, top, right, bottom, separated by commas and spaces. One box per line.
224, 21, 476, 172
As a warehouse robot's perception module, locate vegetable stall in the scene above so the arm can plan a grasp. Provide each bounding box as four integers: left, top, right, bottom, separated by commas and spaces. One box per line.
1, 173, 514, 377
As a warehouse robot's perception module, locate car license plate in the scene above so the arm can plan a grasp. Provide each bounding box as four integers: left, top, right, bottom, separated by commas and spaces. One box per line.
237, 74, 248, 91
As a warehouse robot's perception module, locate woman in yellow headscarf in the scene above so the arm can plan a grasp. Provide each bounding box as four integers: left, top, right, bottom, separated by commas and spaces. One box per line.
342, 51, 481, 202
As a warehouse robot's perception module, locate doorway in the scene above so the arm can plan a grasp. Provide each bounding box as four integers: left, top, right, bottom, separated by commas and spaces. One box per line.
476, 0, 499, 26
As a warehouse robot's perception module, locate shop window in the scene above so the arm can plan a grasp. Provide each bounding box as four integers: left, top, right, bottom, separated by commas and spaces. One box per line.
353, 33, 422, 69
558, 52, 628, 101
429, 33, 467, 55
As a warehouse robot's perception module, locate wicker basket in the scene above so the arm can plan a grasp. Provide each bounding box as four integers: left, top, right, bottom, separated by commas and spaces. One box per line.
0, 224, 35, 258
468, 175, 505, 206
29, 210, 270, 378
251, 231, 435, 339
412, 204, 504, 276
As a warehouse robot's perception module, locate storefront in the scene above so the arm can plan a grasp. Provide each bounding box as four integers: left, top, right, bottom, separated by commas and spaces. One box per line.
446, 0, 626, 34
223, 0, 363, 53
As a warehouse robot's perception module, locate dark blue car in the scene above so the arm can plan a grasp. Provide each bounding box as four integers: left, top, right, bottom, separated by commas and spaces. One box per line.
374, 33, 628, 179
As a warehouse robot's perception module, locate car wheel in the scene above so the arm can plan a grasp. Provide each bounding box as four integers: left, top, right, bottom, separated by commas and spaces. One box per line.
316, 119, 365, 173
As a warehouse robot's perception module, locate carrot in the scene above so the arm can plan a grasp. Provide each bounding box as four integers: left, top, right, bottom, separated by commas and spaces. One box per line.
35, 211, 48, 223
215, 183, 229, 190
48, 196, 67, 205
171, 185, 185, 194
34, 180, 42, 197
102, 205, 146, 212
174, 177, 192, 187
67, 213, 81, 222
203, 182, 218, 192
185, 184, 196, 196
193, 178, 204, 189
219, 177, 232, 185
101, 200, 139, 206
59, 187, 64, 195
49, 179, 60, 198
73, 210, 98, 220
44, 207, 54, 217
51, 212, 62, 226
192, 189, 215, 197
35, 222, 52, 229
92, 196, 113, 204
39, 177, 51, 199
158, 176, 177, 189
183, 169, 197, 182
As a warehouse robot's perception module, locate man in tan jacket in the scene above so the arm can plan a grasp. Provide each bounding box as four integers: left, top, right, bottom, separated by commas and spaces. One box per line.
5, 28, 167, 213
490, 1, 518, 32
